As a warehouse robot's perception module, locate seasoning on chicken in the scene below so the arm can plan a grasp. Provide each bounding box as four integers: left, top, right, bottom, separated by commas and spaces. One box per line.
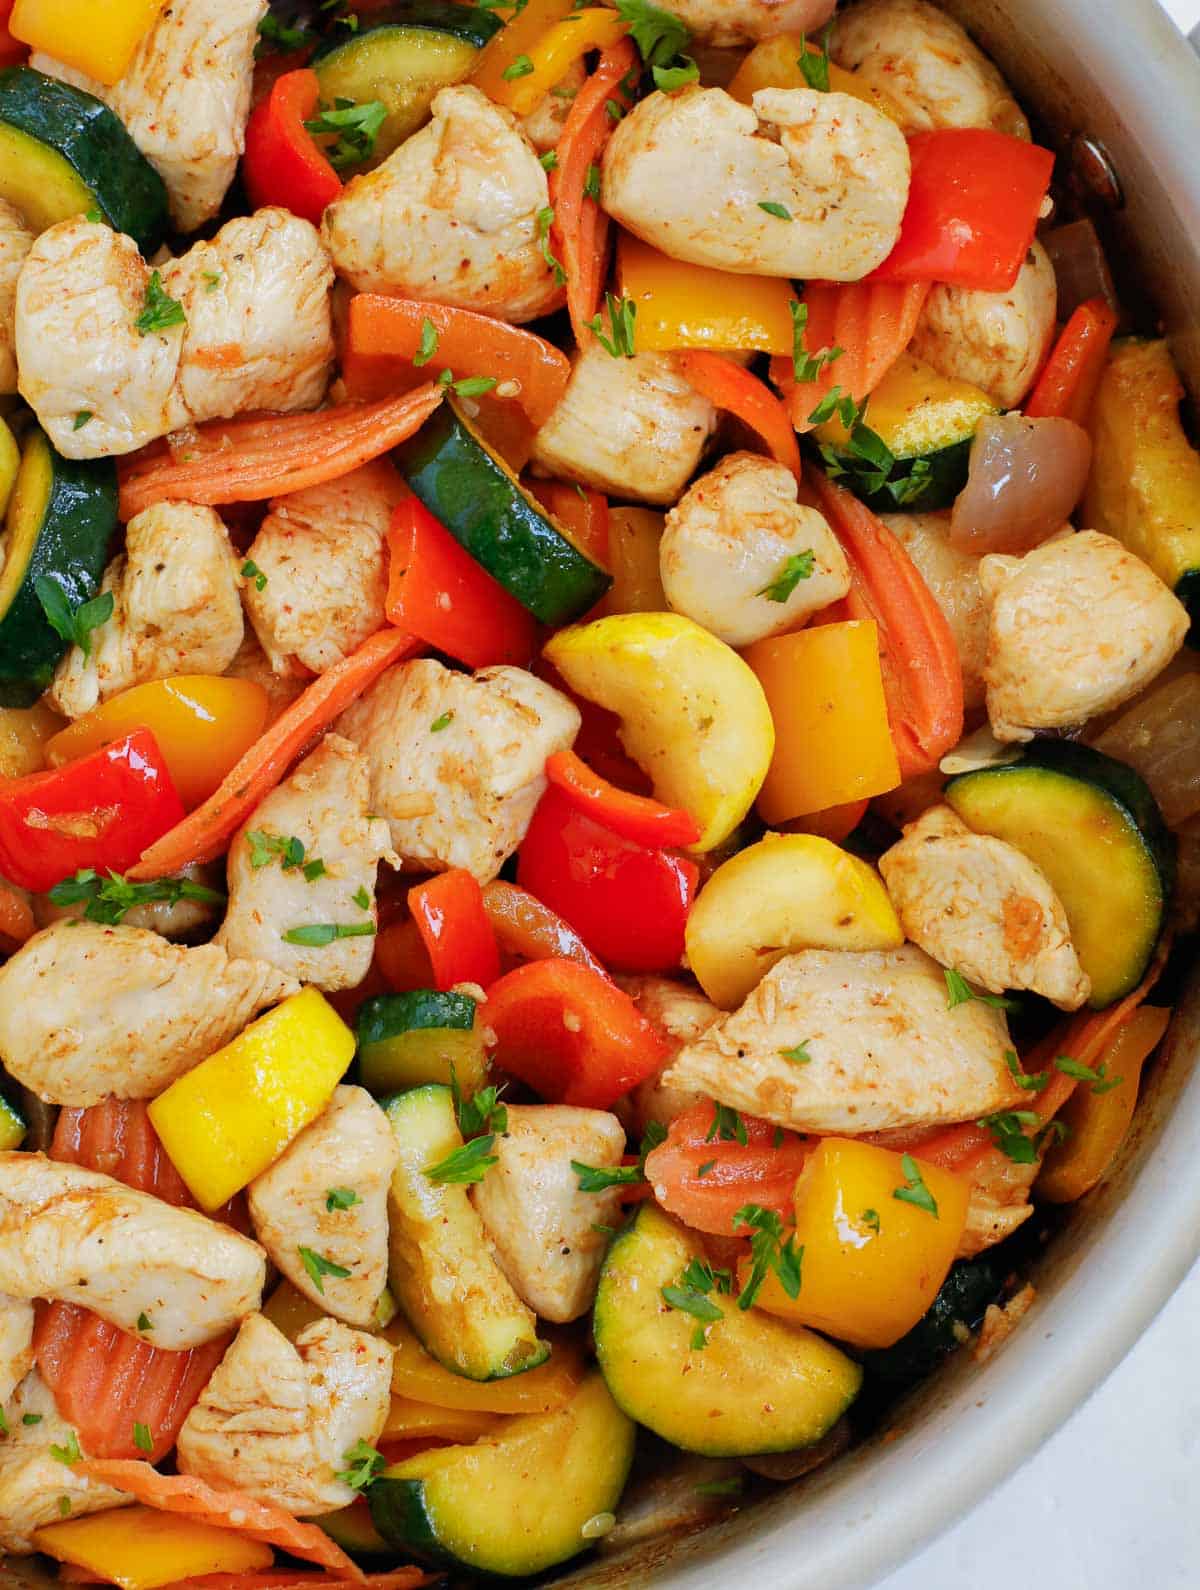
660, 452, 850, 647
602, 86, 910, 281
0, 198, 33, 396
223, 632, 308, 723
242, 461, 409, 677
0, 1292, 33, 1407
471, 1105, 626, 1323
217, 738, 393, 993
663, 944, 1024, 1134
337, 659, 580, 884
531, 344, 717, 506
321, 84, 564, 324
31, 0, 266, 232
0, 920, 298, 1107
883, 511, 989, 711
910, 242, 1058, 410
879, 805, 1091, 1009
831, 0, 1030, 138
17, 210, 334, 460
0, 1152, 266, 1348
49, 503, 243, 719
959, 1150, 1039, 1256
647, 0, 837, 46
176, 1312, 392, 1516
247, 1086, 398, 1328
981, 530, 1190, 741
0, 1371, 130, 1554
617, 976, 720, 1132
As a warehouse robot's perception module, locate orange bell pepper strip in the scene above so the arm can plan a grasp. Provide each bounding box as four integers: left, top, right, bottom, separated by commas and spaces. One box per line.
484, 5, 627, 116
1023, 297, 1120, 425
479, 879, 609, 978
675, 351, 801, 479
345, 296, 572, 429
128, 627, 419, 879
527, 479, 610, 567
386, 498, 536, 670
471, 0, 576, 105
9, 0, 156, 83
545, 749, 700, 848
118, 387, 444, 518
408, 869, 500, 991
811, 469, 963, 780
242, 69, 342, 227
549, 36, 639, 346
642, 1102, 814, 1236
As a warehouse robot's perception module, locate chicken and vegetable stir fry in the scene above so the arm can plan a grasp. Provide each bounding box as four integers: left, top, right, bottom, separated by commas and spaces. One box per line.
0, 0, 1195, 1580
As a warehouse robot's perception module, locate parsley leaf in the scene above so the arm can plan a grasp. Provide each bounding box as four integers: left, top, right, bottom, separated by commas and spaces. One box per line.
681, 1255, 733, 1295
335, 1438, 386, 1491
757, 551, 814, 603
135, 271, 185, 336
652, 56, 698, 90
944, 968, 1016, 1012
1056, 1055, 1124, 1094
0, 1406, 6, 1436
706, 1103, 748, 1146
572, 1121, 665, 1192
584, 162, 601, 201
246, 831, 307, 871
136, 1312, 153, 1332
133, 1422, 152, 1454
536, 205, 567, 286
733, 1204, 802, 1309
860, 1208, 881, 1234
304, 98, 388, 169
50, 1430, 81, 1466
58, 1495, 71, 1517
540, 150, 559, 170
758, 200, 792, 220
283, 921, 376, 946
976, 1109, 1042, 1164
35, 577, 113, 660
430, 710, 455, 732
615, 0, 690, 68
256, 13, 316, 55
780, 1041, 812, 1065
1005, 1048, 1049, 1092
807, 383, 865, 429
47, 869, 225, 927
425, 1134, 499, 1186
798, 20, 835, 92
696, 1158, 716, 1177
203, 270, 222, 292
326, 1186, 361, 1211
584, 292, 637, 358
241, 558, 267, 591
662, 1283, 724, 1324
73, 410, 92, 431
22, 1413, 42, 1426
450, 1065, 508, 1140
447, 375, 497, 397
787, 299, 843, 384
502, 53, 535, 79
353, 885, 371, 910
695, 1475, 744, 1497
298, 1245, 352, 1295
892, 1152, 939, 1217
413, 317, 438, 367
303, 858, 326, 882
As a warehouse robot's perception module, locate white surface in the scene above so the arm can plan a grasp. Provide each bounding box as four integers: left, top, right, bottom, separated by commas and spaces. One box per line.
1160, 0, 1200, 26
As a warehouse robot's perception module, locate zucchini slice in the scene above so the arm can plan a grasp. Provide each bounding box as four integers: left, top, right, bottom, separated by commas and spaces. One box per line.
594, 1202, 862, 1457
0, 1092, 26, 1151
814, 351, 999, 513
312, 2, 501, 167
861, 1256, 1001, 1388
0, 428, 117, 691
945, 740, 1174, 1009
0, 67, 168, 250
368, 1371, 635, 1577
383, 1084, 549, 1381
395, 398, 611, 625
356, 990, 487, 1096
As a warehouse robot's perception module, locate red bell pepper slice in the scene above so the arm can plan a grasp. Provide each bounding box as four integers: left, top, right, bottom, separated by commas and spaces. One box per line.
408, 869, 500, 990
871, 129, 1054, 292
242, 68, 341, 227
0, 728, 185, 893
479, 880, 609, 979
484, 957, 670, 1109
385, 498, 536, 670
517, 786, 697, 975
544, 749, 700, 849
642, 1102, 814, 1236
0, 0, 27, 66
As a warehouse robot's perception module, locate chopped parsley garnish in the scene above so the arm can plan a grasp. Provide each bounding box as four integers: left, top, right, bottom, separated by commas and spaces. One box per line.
353, 885, 371, 910
663, 1252, 732, 1347
326, 1186, 361, 1211
605, 97, 625, 121
1056, 1054, 1123, 1094
73, 410, 92, 431
584, 162, 601, 201
298, 1245, 352, 1295
413, 317, 438, 366
860, 1208, 881, 1233
335, 1438, 386, 1491
733, 1204, 802, 1310
681, 1255, 733, 1295
539, 150, 559, 170
943, 968, 1016, 1011
133, 1422, 153, 1454
241, 558, 267, 591
22, 1413, 42, 1426
50, 1430, 81, 1466
615, 0, 690, 69
787, 300, 843, 384
246, 830, 306, 871
304, 98, 388, 169
706, 1103, 748, 1146
203, 270, 222, 292
662, 1282, 724, 1332
425, 1134, 500, 1186
892, 1152, 938, 1217
697, 1158, 716, 1178
35, 578, 113, 660
135, 271, 185, 337
807, 383, 866, 430
303, 858, 326, 882
502, 53, 535, 80
652, 56, 698, 90
1005, 1048, 1049, 1092
798, 20, 835, 92
977, 1109, 1042, 1164
430, 710, 455, 732
256, 13, 317, 55
0, 1407, 6, 1436
695, 1475, 744, 1497
85, 208, 102, 224
573, 1121, 665, 1191
451, 1069, 508, 1140
136, 1312, 153, 1332
780, 1041, 812, 1065
58, 1495, 72, 1517
757, 551, 815, 603
48, 869, 224, 926
435, 370, 498, 397
283, 921, 377, 946
536, 205, 567, 286
758, 200, 793, 220
585, 292, 637, 358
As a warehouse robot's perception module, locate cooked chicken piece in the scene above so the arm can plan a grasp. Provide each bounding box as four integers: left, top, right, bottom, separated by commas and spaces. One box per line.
531, 344, 716, 506
521, 59, 587, 152
0, 920, 297, 1107
471, 1105, 626, 1323
646, 0, 836, 46
0, 198, 32, 394
17, 211, 334, 460
322, 85, 562, 324
883, 511, 988, 711
959, 1149, 1039, 1256
831, 0, 1030, 137
32, 0, 265, 231
247, 1087, 397, 1328
217, 737, 393, 992
879, 805, 1090, 1009
616, 976, 719, 1131
660, 452, 850, 647
337, 659, 580, 883
663, 944, 1023, 1134
224, 631, 309, 723
910, 242, 1057, 410
0, 1153, 265, 1348
602, 86, 909, 281
0, 1371, 131, 1554
981, 530, 1190, 741
49, 502, 243, 718
243, 461, 407, 676
0, 1293, 33, 1407
177, 1313, 392, 1516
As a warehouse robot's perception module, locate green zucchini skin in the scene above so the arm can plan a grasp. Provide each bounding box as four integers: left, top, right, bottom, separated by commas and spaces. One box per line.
395, 399, 612, 625
861, 1257, 1001, 1387
0, 430, 117, 688
312, 1, 501, 60
357, 989, 476, 1046
357, 990, 486, 1095
0, 67, 168, 251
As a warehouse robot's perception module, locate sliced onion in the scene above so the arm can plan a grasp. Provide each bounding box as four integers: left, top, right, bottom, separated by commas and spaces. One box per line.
1092, 672, 1200, 828
1042, 219, 1119, 321
950, 415, 1092, 555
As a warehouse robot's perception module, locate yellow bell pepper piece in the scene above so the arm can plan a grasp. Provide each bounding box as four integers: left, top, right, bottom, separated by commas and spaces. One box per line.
484, 7, 627, 116
751, 1138, 969, 1349
384, 1393, 506, 1443
615, 232, 797, 355
1038, 1005, 1171, 1204
263, 1277, 398, 1339
0, 415, 18, 518
149, 987, 354, 1212
728, 33, 902, 122
0, 700, 63, 779
471, 0, 579, 107
744, 619, 900, 823
11, 0, 165, 87
386, 1313, 583, 1413
595, 506, 667, 616
33, 1505, 272, 1590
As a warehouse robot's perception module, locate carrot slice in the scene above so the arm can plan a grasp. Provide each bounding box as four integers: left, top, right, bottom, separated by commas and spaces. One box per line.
1023, 297, 1119, 424
117, 387, 443, 519
770, 280, 931, 433
549, 37, 638, 347
74, 1462, 364, 1580
675, 351, 801, 479
128, 627, 419, 879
